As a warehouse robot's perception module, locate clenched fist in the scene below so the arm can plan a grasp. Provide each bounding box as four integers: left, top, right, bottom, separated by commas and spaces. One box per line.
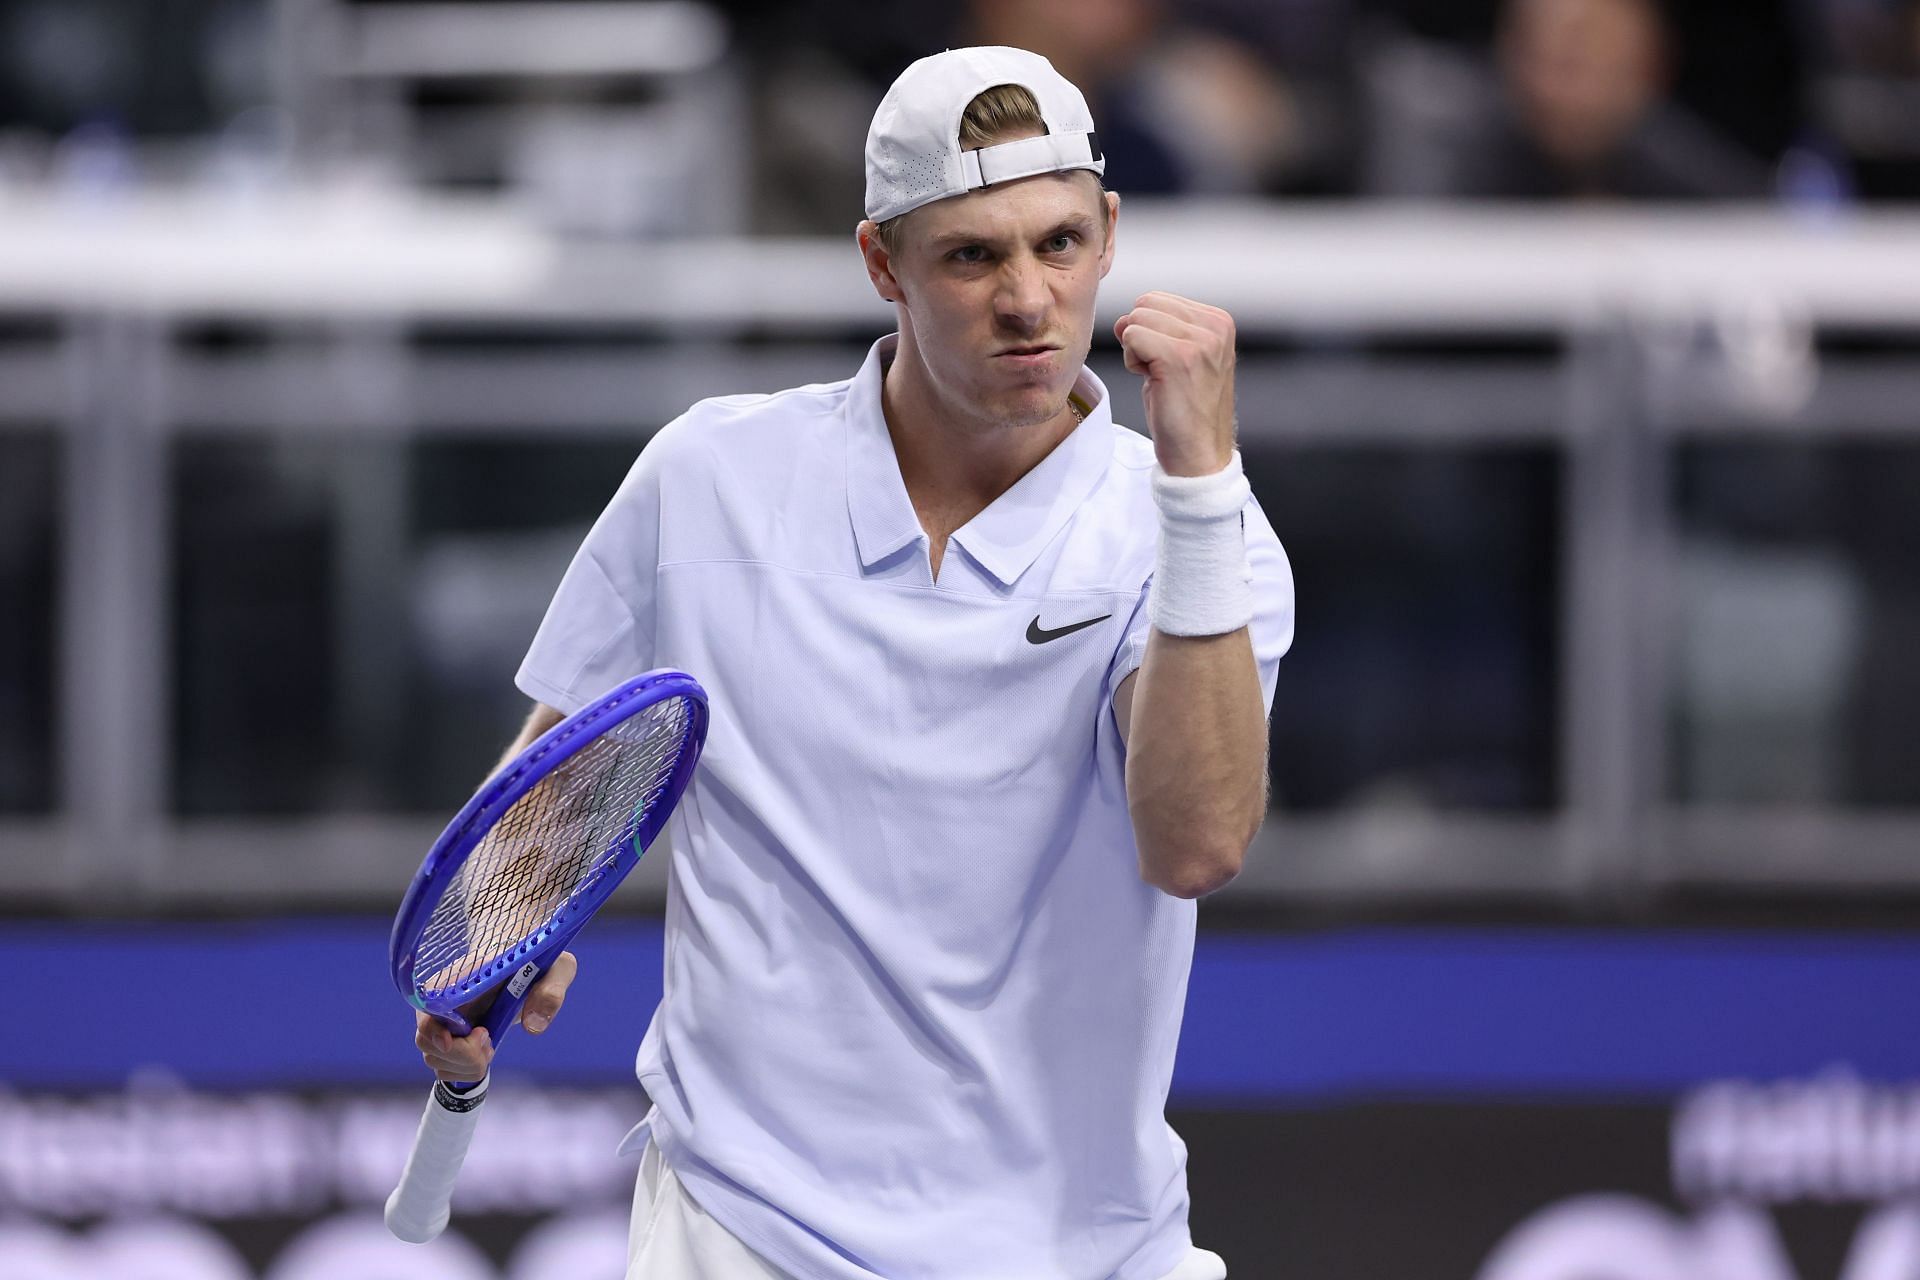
1114, 292, 1237, 477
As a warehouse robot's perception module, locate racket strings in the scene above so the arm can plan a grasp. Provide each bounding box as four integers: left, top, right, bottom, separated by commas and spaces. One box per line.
413, 695, 692, 1000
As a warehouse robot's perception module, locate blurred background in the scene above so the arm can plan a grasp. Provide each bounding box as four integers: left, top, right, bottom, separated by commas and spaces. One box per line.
3, 0, 1920, 1276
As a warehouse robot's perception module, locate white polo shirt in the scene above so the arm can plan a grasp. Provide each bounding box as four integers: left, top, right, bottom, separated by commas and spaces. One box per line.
516, 335, 1294, 1280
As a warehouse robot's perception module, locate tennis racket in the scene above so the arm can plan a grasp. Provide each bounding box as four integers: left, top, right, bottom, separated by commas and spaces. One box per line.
383, 669, 708, 1244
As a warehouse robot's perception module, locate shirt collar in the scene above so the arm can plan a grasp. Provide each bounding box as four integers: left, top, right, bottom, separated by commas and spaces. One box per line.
845, 334, 1116, 586
846, 336, 926, 569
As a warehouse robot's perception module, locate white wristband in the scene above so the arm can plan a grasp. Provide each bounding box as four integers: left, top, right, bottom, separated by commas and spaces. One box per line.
1148, 454, 1255, 637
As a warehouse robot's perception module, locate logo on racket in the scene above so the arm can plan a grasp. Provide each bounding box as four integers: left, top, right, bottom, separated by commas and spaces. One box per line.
506, 961, 542, 999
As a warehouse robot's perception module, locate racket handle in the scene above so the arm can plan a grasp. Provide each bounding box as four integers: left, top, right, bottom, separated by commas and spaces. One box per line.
385, 1074, 490, 1243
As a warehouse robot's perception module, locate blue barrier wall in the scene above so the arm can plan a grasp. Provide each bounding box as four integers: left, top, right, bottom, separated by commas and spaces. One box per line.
7, 920, 1918, 1099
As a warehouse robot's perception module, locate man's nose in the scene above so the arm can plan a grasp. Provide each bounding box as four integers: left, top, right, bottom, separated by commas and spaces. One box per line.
995, 255, 1048, 332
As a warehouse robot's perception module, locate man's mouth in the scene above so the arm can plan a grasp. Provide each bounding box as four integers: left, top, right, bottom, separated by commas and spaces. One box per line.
995, 344, 1059, 358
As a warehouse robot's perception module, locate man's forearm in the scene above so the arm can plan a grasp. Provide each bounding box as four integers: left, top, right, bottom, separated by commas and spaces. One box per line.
1123, 627, 1268, 898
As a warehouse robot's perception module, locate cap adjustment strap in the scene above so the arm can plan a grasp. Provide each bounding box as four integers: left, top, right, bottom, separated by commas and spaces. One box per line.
958, 131, 1105, 192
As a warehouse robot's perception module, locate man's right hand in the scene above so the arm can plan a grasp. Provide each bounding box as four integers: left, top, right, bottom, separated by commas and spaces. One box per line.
413, 950, 579, 1083
415, 1011, 494, 1083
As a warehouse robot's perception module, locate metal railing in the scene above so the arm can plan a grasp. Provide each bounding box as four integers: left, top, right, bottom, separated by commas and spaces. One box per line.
4, 196, 1917, 911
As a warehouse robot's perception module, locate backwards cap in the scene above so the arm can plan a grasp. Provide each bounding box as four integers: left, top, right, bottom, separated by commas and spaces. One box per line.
864, 46, 1105, 223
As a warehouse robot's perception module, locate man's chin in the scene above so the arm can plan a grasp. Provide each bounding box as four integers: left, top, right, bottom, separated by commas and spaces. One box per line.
982, 387, 1074, 431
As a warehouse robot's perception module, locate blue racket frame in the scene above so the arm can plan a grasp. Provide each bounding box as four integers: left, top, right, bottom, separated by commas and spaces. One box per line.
389, 669, 707, 1050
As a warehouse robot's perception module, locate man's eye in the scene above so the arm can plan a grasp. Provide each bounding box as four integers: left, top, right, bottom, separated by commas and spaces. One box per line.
951, 246, 987, 263
1045, 234, 1076, 253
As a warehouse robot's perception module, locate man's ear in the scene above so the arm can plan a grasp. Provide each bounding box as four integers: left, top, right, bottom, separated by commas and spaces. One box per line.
1098, 190, 1121, 279
856, 220, 903, 303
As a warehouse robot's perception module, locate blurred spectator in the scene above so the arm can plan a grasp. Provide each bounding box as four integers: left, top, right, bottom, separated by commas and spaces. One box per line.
742, 0, 1315, 233
0, 0, 272, 193
0, 0, 266, 137
964, 0, 1302, 195
732, 0, 960, 234
1812, 0, 1920, 199
1365, 0, 1780, 198
1819, 0, 1920, 75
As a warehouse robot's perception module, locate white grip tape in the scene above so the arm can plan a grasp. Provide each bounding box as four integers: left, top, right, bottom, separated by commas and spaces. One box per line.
1148, 455, 1255, 637
384, 1075, 489, 1243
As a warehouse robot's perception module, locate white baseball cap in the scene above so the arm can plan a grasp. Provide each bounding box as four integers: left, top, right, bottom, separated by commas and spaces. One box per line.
864, 46, 1106, 223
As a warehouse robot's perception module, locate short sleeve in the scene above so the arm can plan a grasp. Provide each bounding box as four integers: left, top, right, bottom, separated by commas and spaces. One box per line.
1103, 583, 1154, 717
1105, 489, 1296, 723
1242, 496, 1296, 714
514, 436, 666, 714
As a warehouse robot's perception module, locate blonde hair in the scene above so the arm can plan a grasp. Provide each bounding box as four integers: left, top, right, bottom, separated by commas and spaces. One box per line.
874, 83, 1100, 255
955, 82, 1047, 151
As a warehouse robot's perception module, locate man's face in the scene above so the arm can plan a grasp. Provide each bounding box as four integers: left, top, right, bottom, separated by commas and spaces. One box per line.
870, 166, 1117, 432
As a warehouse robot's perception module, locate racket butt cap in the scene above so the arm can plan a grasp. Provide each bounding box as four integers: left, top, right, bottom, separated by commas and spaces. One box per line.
384, 1187, 450, 1243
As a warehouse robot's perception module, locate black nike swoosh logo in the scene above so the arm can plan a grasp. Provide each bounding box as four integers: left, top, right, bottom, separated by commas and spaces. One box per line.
1026, 613, 1112, 644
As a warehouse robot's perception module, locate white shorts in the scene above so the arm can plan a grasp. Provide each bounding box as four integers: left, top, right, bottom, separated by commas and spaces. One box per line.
625, 1138, 1228, 1280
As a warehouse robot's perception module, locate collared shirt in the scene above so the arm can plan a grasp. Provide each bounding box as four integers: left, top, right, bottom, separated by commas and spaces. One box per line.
516, 335, 1294, 1280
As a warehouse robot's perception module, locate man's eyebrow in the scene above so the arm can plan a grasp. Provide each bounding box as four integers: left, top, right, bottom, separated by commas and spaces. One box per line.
1041, 213, 1100, 238
926, 227, 998, 252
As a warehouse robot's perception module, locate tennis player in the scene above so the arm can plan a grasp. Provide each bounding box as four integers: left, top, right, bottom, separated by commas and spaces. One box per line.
415, 45, 1293, 1280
